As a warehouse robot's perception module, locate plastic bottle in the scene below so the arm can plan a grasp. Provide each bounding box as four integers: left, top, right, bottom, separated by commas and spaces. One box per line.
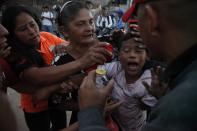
95, 68, 109, 88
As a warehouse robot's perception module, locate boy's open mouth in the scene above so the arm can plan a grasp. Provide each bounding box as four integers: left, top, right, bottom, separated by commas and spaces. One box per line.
127, 61, 139, 71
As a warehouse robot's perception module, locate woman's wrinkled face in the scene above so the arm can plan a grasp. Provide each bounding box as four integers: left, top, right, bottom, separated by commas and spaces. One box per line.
66, 8, 95, 45
14, 12, 40, 47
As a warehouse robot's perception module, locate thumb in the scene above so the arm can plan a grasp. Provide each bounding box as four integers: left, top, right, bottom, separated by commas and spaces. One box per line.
103, 79, 114, 96
79, 76, 88, 90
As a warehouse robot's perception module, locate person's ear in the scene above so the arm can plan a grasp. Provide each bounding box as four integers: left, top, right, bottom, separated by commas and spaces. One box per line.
144, 5, 159, 37
58, 25, 69, 38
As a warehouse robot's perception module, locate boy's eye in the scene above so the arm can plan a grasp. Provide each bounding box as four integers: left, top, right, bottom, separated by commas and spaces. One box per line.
136, 48, 145, 53
135, 46, 146, 53
122, 48, 130, 52
76, 23, 83, 26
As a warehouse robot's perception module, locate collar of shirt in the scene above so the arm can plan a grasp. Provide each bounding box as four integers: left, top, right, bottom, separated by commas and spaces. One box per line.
164, 43, 197, 88
36, 34, 47, 53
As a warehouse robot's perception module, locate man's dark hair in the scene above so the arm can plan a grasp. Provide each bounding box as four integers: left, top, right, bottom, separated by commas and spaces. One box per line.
148, 0, 197, 34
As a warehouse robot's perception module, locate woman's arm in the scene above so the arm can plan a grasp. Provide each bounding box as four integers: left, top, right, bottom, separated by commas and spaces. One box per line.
21, 60, 83, 86
21, 44, 111, 86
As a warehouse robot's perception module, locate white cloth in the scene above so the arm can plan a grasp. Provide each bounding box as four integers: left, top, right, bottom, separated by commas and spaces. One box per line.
96, 15, 113, 28
41, 11, 53, 26
98, 62, 157, 131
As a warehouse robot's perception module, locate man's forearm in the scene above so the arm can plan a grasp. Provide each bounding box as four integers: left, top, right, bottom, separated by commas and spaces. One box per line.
78, 106, 108, 131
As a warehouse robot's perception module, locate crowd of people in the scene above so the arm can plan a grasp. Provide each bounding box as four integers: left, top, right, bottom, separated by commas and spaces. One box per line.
0, 0, 197, 131
40, 1, 125, 39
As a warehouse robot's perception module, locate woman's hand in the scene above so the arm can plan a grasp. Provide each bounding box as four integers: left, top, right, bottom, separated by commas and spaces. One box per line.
50, 43, 68, 56
78, 43, 112, 69
58, 80, 78, 93
59, 73, 85, 93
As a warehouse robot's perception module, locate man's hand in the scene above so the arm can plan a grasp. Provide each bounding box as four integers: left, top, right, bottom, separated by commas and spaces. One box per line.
143, 66, 168, 99
78, 70, 114, 110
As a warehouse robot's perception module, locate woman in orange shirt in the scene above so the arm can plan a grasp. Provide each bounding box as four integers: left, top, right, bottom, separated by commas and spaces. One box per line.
2, 4, 110, 131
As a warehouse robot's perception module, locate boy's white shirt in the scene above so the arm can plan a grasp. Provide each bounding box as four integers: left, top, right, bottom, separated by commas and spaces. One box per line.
41, 11, 53, 26
97, 61, 157, 131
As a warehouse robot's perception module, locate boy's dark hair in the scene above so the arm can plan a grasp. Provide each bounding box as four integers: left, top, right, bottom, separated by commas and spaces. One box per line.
119, 32, 146, 51
58, 0, 90, 30
1, 5, 45, 67
111, 30, 124, 50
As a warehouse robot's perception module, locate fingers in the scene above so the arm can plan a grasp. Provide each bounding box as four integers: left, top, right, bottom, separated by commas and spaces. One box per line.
79, 76, 88, 90
60, 80, 78, 92
51, 44, 67, 56
153, 66, 165, 77
107, 100, 123, 107
59, 82, 70, 93
90, 51, 107, 64
91, 44, 112, 57
80, 44, 112, 68
68, 73, 86, 86
142, 81, 153, 95
91, 47, 111, 58
131, 31, 140, 36
0, 46, 11, 58
86, 70, 96, 84
151, 68, 160, 85
105, 100, 123, 112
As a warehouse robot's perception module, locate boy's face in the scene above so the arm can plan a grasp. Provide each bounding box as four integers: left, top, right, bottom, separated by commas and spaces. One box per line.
120, 38, 148, 77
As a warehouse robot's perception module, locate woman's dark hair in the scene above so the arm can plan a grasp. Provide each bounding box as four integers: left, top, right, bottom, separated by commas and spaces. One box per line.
2, 5, 41, 37
58, 0, 90, 30
1, 5, 45, 67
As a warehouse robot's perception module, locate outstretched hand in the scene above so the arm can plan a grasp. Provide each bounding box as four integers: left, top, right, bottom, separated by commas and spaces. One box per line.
143, 66, 168, 99
78, 70, 114, 110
